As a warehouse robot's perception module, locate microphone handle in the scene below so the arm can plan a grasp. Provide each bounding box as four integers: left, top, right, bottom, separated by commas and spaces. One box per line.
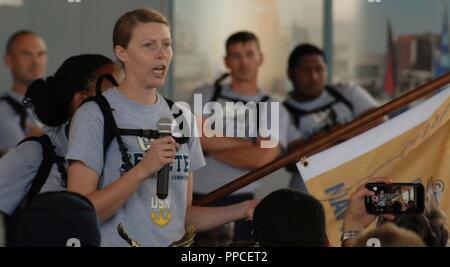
157, 165, 170, 199
157, 132, 172, 199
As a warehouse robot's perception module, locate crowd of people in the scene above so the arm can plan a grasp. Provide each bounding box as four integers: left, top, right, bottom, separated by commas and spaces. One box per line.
0, 7, 447, 247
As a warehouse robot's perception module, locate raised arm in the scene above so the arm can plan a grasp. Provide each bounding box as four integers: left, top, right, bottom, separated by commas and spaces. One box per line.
68, 136, 177, 222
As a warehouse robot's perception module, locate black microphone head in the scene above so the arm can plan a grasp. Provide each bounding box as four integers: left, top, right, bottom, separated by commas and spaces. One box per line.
157, 117, 172, 135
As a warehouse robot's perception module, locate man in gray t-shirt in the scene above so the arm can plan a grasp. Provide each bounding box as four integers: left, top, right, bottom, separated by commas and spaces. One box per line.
0, 31, 47, 156
190, 32, 290, 243
284, 44, 379, 192
0, 31, 47, 244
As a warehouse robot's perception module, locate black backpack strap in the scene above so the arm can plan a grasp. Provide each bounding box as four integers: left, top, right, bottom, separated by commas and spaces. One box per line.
284, 91, 350, 130
283, 101, 308, 129
259, 95, 270, 103
210, 73, 269, 105
83, 96, 134, 173
0, 95, 27, 132
326, 86, 354, 113
118, 129, 159, 139
164, 97, 176, 114
211, 73, 229, 102
163, 97, 190, 144
6, 135, 66, 246
117, 128, 188, 145
53, 155, 67, 187
95, 73, 119, 96
17, 135, 63, 203
285, 99, 339, 117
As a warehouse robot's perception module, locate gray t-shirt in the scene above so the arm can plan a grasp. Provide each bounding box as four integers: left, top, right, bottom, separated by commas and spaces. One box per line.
66, 88, 205, 247
285, 84, 379, 142
0, 91, 37, 153
285, 84, 378, 192
0, 126, 68, 215
190, 84, 290, 195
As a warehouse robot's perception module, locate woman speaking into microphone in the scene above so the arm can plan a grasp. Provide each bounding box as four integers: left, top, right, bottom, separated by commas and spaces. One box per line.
66, 8, 259, 247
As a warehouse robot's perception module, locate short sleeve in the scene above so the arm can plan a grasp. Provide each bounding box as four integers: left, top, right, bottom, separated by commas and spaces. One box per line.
65, 102, 105, 176
0, 103, 26, 152
345, 85, 379, 117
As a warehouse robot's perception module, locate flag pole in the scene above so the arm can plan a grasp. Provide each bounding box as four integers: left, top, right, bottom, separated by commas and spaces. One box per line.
194, 73, 450, 206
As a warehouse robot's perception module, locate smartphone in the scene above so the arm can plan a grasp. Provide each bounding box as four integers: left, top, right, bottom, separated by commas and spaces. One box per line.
365, 183, 424, 214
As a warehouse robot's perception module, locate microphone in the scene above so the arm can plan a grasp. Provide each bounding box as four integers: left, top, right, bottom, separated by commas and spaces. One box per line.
156, 117, 173, 199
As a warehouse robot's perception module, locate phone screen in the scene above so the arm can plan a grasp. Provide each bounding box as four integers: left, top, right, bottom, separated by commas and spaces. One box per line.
365, 183, 424, 214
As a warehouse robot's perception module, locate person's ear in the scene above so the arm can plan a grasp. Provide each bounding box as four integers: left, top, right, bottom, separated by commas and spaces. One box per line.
258, 52, 264, 66
71, 91, 88, 111
224, 55, 231, 70
115, 45, 128, 65
4, 54, 12, 69
287, 68, 293, 81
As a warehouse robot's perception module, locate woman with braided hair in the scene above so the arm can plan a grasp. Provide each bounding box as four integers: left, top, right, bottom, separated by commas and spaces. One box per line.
0, 54, 115, 246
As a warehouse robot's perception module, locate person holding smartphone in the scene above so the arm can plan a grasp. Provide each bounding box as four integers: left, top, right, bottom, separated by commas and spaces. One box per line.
342, 178, 431, 246
341, 177, 395, 247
